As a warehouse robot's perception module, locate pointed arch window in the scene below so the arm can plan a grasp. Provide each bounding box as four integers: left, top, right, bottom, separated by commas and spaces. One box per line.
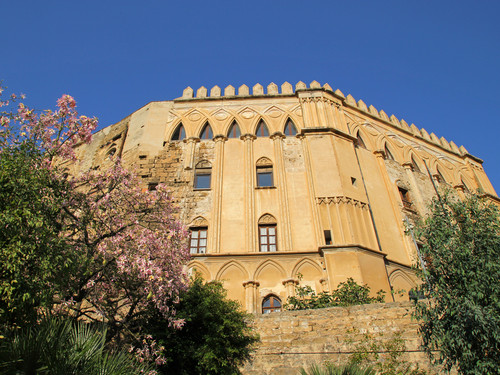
171, 123, 186, 141
436, 168, 446, 184
384, 144, 395, 161
255, 120, 269, 137
411, 156, 421, 173
284, 119, 298, 136
356, 132, 366, 149
262, 295, 281, 313
227, 121, 241, 138
200, 123, 213, 140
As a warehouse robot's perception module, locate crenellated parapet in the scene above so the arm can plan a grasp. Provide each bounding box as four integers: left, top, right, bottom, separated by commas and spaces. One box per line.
178, 80, 471, 158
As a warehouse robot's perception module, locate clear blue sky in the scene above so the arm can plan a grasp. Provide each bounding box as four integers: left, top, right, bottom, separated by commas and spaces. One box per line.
1, 1, 499, 191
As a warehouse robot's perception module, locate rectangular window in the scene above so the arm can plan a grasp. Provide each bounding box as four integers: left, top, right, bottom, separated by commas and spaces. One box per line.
324, 230, 332, 245
189, 227, 208, 254
257, 166, 273, 187
194, 170, 211, 189
259, 225, 277, 252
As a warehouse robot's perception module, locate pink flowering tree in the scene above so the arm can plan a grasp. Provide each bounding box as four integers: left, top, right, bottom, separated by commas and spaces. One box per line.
0, 86, 190, 346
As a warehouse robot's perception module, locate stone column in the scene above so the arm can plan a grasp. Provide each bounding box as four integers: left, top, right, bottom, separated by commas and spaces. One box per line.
282, 278, 299, 298
243, 280, 260, 313
271, 132, 292, 251
241, 134, 256, 252
299, 134, 322, 247
183, 137, 199, 170
211, 135, 226, 252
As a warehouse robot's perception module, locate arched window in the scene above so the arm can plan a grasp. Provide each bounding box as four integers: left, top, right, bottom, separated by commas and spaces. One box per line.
436, 168, 446, 184
356, 132, 366, 149
262, 295, 281, 313
258, 214, 277, 252
411, 156, 421, 173
255, 120, 269, 137
256, 157, 273, 187
384, 144, 395, 161
199, 123, 213, 140
227, 121, 241, 138
284, 119, 298, 136
194, 160, 212, 190
105, 146, 117, 160
171, 123, 186, 141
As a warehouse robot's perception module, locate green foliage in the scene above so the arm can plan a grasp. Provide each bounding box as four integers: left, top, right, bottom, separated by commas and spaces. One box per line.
0, 317, 152, 374
346, 330, 428, 375
299, 362, 376, 375
285, 277, 385, 310
0, 143, 76, 326
143, 275, 259, 375
413, 194, 500, 375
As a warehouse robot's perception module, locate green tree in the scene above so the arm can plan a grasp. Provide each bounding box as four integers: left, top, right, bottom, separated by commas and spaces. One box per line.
413, 193, 500, 374
0, 142, 75, 326
143, 276, 259, 375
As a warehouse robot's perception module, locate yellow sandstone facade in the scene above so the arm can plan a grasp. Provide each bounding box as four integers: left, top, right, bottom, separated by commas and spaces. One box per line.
73, 81, 498, 313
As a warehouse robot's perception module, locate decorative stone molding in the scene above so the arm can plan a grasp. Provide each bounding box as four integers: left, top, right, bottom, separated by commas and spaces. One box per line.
175, 81, 469, 158
213, 134, 227, 143
240, 133, 256, 142
316, 196, 368, 209
242, 280, 260, 288
258, 213, 277, 224
190, 216, 208, 227
256, 157, 273, 167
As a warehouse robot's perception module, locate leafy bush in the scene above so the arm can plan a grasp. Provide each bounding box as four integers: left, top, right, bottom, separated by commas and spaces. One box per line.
299, 362, 376, 375
139, 275, 259, 375
286, 277, 385, 310
346, 330, 428, 375
0, 317, 152, 374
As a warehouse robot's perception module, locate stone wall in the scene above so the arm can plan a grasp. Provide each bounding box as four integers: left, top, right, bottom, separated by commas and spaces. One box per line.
241, 302, 438, 375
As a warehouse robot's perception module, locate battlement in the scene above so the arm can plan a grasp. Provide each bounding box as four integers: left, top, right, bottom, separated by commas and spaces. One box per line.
178, 81, 471, 158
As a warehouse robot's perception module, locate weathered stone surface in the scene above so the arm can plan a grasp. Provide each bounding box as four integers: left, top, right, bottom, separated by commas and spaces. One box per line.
241, 302, 440, 375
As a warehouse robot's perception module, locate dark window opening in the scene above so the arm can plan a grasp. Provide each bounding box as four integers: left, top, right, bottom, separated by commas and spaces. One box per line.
259, 224, 277, 252
411, 156, 421, 172
262, 295, 281, 313
172, 124, 186, 141
148, 183, 158, 191
190, 227, 208, 254
398, 187, 413, 209
257, 166, 273, 187
351, 177, 357, 186
227, 121, 241, 138
436, 169, 446, 184
200, 123, 213, 140
284, 119, 298, 136
255, 120, 269, 137
195, 171, 211, 189
324, 230, 332, 245
356, 132, 366, 149
385, 144, 395, 160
